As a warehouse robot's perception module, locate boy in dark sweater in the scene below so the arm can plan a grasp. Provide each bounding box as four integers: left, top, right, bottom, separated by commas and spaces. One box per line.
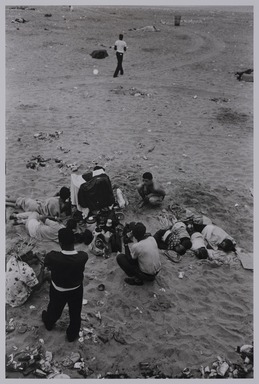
42, 228, 88, 342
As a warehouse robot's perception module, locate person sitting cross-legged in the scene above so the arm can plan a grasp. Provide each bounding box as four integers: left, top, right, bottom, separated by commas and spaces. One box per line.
116, 222, 161, 286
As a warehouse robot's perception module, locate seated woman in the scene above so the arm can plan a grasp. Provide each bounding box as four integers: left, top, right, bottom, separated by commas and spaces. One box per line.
6, 186, 71, 218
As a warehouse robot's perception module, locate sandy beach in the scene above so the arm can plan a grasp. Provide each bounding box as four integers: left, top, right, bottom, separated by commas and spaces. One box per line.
5, 4, 253, 379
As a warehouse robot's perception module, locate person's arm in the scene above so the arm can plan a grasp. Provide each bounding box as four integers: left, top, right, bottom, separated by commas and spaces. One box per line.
123, 235, 135, 261
114, 45, 117, 51
44, 252, 52, 270
137, 184, 146, 200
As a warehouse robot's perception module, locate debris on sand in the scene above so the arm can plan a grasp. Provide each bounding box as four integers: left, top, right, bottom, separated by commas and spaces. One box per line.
34, 131, 63, 141
210, 97, 229, 103
11, 18, 28, 23
235, 69, 253, 82
129, 25, 160, 32
110, 86, 152, 97
26, 155, 51, 170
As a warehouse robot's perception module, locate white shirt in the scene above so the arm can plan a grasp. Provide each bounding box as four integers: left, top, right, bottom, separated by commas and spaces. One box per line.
191, 232, 206, 251
115, 39, 127, 53
201, 224, 235, 250
131, 237, 161, 275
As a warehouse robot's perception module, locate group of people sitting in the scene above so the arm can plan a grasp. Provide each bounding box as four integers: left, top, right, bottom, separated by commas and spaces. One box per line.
6, 168, 236, 341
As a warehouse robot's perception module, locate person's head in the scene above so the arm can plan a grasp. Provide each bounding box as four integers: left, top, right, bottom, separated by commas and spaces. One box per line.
218, 239, 236, 253
180, 238, 192, 250
196, 247, 209, 260
58, 228, 74, 249
66, 219, 77, 231
174, 244, 186, 256
123, 221, 136, 238
142, 172, 153, 186
83, 229, 94, 245
119, 34, 123, 40
59, 187, 70, 202
132, 222, 146, 241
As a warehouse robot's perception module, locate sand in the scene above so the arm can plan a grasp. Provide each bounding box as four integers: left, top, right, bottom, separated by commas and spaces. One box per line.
5, 4, 253, 380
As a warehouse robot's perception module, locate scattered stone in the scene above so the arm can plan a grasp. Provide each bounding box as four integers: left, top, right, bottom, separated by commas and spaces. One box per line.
17, 324, 28, 334
12, 18, 28, 23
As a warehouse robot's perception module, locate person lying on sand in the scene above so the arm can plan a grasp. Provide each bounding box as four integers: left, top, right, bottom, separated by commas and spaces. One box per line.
10, 212, 65, 242
188, 223, 236, 253
137, 172, 166, 207
153, 221, 191, 255
190, 232, 209, 259
6, 186, 71, 218
117, 222, 161, 286
42, 228, 89, 342
202, 224, 236, 252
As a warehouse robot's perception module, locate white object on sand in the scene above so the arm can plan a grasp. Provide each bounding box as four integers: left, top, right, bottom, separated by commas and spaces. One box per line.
116, 188, 126, 208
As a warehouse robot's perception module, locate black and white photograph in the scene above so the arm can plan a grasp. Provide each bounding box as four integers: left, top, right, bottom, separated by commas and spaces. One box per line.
4, 0, 254, 380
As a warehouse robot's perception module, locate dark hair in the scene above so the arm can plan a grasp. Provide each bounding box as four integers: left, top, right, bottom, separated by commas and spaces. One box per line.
119, 34, 123, 40
142, 172, 153, 180
174, 244, 186, 256
58, 228, 74, 246
94, 165, 105, 171
196, 247, 209, 259
83, 229, 94, 245
219, 239, 236, 252
62, 201, 72, 216
132, 222, 146, 241
180, 238, 192, 250
123, 222, 136, 237
66, 219, 77, 230
59, 187, 70, 201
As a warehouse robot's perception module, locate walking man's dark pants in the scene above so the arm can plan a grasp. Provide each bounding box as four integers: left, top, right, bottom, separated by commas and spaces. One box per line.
114, 52, 124, 77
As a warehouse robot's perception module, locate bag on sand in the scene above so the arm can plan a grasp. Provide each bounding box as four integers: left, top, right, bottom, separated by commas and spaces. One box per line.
89, 234, 109, 257
6, 255, 39, 307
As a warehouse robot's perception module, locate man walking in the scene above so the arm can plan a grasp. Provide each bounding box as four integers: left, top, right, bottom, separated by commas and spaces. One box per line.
42, 228, 88, 342
113, 34, 127, 78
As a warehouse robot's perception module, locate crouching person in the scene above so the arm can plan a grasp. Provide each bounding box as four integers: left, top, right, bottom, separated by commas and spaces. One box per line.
42, 228, 88, 342
116, 222, 161, 286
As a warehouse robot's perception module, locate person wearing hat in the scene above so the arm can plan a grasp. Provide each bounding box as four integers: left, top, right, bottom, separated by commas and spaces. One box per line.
6, 186, 71, 219
137, 172, 166, 207
116, 222, 161, 286
113, 34, 127, 78
42, 228, 89, 342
